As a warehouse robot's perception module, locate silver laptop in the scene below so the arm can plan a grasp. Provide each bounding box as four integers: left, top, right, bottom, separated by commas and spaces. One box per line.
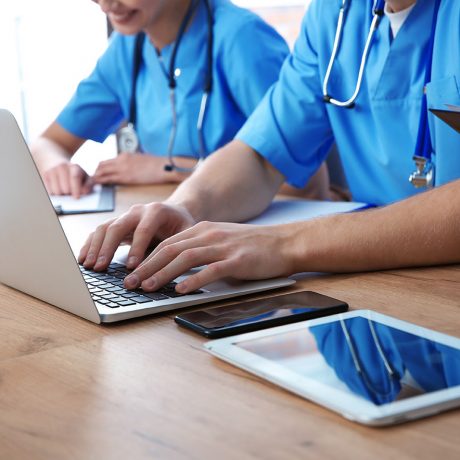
0, 109, 295, 323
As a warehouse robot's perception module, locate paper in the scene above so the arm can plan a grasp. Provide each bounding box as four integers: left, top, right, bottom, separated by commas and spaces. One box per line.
50, 184, 114, 215
445, 104, 460, 112
245, 199, 367, 226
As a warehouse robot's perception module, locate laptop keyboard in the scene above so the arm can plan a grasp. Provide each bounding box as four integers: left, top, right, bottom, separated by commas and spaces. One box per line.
79, 262, 204, 309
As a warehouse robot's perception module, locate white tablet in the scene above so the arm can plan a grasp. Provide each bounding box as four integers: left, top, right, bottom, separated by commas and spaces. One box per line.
204, 310, 460, 426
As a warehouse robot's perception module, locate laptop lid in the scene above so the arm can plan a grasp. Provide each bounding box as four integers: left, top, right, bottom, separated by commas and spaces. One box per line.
0, 109, 101, 323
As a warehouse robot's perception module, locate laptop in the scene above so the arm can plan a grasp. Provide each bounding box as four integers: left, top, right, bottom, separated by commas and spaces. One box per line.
0, 109, 295, 324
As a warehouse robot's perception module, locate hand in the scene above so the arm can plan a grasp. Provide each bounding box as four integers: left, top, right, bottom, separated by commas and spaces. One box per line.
93, 153, 173, 185
123, 222, 297, 294
42, 162, 93, 198
78, 202, 197, 271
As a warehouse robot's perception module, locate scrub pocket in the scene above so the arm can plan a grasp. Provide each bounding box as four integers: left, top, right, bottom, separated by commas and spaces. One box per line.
425, 75, 460, 185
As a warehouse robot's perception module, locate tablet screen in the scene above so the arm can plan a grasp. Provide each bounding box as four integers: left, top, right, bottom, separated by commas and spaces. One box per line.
236, 316, 460, 406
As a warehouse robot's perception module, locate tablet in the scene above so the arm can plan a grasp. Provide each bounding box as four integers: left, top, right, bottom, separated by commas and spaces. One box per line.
204, 310, 460, 426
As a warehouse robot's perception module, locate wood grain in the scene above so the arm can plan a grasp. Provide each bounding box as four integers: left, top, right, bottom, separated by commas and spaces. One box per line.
1, 186, 459, 460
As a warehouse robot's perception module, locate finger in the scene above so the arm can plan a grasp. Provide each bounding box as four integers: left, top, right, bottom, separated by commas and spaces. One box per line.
56, 166, 71, 196
92, 210, 143, 271
78, 231, 96, 263
46, 171, 62, 195
125, 206, 173, 269
142, 223, 206, 262
81, 220, 115, 269
42, 174, 53, 195
81, 175, 94, 196
94, 159, 117, 177
126, 245, 220, 291
93, 173, 118, 185
176, 260, 234, 293
93, 165, 119, 184
69, 164, 85, 199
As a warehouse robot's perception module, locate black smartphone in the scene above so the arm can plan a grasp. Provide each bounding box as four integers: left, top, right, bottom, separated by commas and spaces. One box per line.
174, 291, 348, 338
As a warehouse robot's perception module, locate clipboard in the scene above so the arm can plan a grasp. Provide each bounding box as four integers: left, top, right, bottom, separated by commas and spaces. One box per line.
50, 185, 115, 215
430, 104, 460, 133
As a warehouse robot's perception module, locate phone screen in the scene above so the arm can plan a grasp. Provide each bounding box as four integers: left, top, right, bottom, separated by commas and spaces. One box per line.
175, 291, 348, 338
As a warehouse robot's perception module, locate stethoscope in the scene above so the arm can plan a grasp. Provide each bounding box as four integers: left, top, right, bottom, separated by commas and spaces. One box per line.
118, 0, 214, 173
340, 319, 401, 403
323, 0, 441, 188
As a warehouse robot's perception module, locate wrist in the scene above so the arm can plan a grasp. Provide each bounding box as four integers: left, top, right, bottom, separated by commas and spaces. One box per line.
278, 217, 340, 275
277, 222, 313, 275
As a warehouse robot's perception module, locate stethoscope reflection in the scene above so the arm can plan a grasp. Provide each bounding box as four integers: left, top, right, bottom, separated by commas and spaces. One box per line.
310, 317, 460, 405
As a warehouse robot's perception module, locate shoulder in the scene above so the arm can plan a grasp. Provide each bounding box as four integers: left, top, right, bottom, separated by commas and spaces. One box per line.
212, 0, 287, 53
103, 32, 137, 62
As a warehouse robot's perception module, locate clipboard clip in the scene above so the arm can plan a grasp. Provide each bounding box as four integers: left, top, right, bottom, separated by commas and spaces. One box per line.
53, 204, 64, 215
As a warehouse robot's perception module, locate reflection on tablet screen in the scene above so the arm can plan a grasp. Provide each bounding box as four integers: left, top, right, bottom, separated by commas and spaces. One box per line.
237, 317, 460, 406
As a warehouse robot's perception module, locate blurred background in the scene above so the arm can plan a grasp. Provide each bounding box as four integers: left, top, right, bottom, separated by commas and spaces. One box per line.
0, 0, 309, 163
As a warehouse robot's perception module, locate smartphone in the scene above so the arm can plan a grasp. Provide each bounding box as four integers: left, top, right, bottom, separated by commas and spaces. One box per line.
174, 291, 348, 338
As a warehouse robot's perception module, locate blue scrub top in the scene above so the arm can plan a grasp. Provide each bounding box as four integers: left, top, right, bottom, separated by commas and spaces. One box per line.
237, 0, 460, 206
311, 318, 460, 405
57, 0, 288, 158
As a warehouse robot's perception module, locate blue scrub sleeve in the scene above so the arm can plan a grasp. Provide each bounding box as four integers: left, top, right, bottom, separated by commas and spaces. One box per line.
56, 33, 129, 142
236, 7, 334, 188
220, 15, 289, 118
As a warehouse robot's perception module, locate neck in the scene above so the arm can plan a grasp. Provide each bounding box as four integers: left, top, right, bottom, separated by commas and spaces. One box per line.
145, 0, 192, 50
386, 0, 416, 13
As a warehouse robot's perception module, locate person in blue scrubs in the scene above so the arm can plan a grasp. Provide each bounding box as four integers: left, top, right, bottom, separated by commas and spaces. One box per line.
79, 0, 460, 293
31, 0, 290, 198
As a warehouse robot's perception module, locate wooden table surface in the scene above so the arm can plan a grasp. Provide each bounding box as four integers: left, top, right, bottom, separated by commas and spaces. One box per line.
1, 185, 459, 460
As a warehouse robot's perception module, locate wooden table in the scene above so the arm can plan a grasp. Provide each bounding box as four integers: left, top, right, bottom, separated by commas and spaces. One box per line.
1, 185, 459, 460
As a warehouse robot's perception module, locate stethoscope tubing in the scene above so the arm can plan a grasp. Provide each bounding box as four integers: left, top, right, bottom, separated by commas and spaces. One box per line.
322, 0, 385, 108
126, 0, 214, 174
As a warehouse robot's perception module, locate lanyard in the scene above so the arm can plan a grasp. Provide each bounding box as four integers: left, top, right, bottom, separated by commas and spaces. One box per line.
409, 0, 441, 188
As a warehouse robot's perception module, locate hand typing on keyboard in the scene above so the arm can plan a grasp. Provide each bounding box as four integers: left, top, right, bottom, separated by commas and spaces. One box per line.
78, 202, 196, 272
80, 263, 203, 309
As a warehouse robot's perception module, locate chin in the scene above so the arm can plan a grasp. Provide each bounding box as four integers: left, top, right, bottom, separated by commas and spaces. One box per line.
111, 23, 143, 36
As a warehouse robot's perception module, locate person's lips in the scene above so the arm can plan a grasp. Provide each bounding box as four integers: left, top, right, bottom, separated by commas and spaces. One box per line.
109, 9, 137, 25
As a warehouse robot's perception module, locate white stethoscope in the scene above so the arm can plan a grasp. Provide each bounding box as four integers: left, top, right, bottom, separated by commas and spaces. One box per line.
118, 0, 214, 173
322, 0, 385, 109
323, 0, 442, 188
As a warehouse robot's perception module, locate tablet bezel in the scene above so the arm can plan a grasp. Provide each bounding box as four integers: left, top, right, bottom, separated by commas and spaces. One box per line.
203, 310, 460, 426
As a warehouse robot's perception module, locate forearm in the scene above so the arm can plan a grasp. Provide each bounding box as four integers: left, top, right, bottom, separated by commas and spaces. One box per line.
30, 122, 84, 173
30, 136, 73, 172
167, 140, 284, 222
288, 180, 460, 273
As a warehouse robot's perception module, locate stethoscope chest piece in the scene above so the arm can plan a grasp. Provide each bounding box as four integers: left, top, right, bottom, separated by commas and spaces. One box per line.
117, 123, 140, 154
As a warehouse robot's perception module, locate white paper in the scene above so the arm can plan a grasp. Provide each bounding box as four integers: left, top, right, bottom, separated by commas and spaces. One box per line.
245, 200, 367, 226
50, 184, 103, 212
445, 104, 460, 113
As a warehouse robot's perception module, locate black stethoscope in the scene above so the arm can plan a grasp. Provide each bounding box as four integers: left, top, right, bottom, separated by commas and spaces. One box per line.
323, 0, 441, 188
118, 0, 214, 173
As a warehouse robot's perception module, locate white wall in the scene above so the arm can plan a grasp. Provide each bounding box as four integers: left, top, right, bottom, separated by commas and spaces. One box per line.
0, 0, 107, 142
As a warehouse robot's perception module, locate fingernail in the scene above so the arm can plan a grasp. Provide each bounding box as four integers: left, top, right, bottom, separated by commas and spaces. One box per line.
125, 274, 140, 289
176, 282, 187, 293
142, 278, 156, 291
85, 253, 96, 265
127, 256, 139, 268
95, 255, 106, 267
